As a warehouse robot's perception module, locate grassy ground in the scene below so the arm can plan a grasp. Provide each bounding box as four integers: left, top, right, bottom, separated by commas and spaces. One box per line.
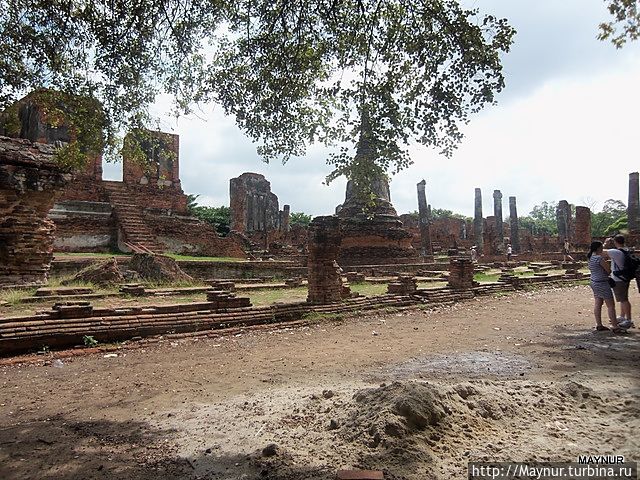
53, 252, 247, 263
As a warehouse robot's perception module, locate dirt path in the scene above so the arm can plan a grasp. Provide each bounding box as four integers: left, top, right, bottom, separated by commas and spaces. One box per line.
1, 285, 639, 479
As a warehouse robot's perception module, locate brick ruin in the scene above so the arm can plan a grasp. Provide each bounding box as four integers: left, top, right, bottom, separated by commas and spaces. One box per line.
228, 172, 300, 253
0, 92, 246, 258
0, 136, 68, 285
335, 175, 417, 266
306, 216, 348, 304
628, 172, 639, 233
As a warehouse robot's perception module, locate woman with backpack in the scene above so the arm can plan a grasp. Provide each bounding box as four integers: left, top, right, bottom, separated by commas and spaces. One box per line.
604, 235, 634, 329
587, 241, 625, 333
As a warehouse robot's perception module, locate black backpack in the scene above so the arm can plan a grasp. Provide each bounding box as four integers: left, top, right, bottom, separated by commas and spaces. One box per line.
612, 248, 640, 282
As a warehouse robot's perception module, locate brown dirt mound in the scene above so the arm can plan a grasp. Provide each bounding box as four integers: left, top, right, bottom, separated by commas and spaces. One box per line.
63, 257, 124, 286
128, 253, 193, 283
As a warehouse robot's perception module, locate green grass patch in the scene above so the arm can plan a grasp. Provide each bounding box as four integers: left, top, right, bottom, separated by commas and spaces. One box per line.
302, 311, 344, 322
247, 286, 308, 306
54, 252, 128, 259
164, 253, 246, 262
0, 288, 37, 305
474, 271, 501, 283
350, 283, 388, 297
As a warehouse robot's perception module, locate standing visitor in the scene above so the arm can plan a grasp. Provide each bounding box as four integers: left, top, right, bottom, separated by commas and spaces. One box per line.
587, 241, 624, 333
563, 238, 574, 262
604, 235, 634, 329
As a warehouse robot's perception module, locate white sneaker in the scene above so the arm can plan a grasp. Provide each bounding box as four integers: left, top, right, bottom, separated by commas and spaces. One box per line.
617, 319, 633, 329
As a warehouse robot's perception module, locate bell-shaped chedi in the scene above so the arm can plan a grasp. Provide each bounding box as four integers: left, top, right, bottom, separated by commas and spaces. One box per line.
334, 124, 417, 266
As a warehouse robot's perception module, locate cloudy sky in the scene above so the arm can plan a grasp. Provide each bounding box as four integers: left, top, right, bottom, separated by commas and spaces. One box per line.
104, 0, 640, 219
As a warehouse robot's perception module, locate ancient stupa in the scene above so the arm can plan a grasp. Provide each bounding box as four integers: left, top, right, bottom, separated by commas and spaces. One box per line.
334, 127, 417, 266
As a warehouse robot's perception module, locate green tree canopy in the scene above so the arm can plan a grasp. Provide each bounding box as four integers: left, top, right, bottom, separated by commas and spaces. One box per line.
1, 0, 514, 192
599, 0, 640, 48
210, 1, 515, 200
186, 194, 231, 236
518, 201, 559, 236
289, 212, 313, 228
591, 198, 627, 236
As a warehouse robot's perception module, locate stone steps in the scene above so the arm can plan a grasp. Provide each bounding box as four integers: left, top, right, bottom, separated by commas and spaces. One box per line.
104, 186, 164, 253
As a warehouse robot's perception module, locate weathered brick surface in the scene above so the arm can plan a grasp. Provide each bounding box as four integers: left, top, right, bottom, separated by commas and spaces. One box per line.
145, 212, 246, 257
230, 172, 281, 233
307, 216, 344, 304
338, 216, 418, 266
0, 136, 68, 285
122, 130, 182, 192
629, 172, 639, 233
448, 257, 476, 289
574, 206, 591, 248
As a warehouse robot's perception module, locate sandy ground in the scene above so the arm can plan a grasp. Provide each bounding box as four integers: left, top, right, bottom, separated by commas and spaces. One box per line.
1, 284, 639, 480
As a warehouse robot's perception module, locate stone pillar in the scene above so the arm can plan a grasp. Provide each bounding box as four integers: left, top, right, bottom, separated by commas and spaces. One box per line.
509, 196, 520, 253
473, 188, 484, 252
448, 258, 475, 290
556, 200, 572, 242
281, 204, 290, 232
628, 172, 640, 233
574, 206, 591, 248
493, 190, 504, 248
307, 216, 343, 304
417, 180, 433, 257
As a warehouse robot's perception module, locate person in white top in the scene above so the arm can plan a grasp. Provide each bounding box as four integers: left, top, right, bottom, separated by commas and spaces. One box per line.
604, 234, 633, 328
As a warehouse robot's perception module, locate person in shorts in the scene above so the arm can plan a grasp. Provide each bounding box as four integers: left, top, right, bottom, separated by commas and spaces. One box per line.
604, 235, 633, 329
588, 241, 623, 332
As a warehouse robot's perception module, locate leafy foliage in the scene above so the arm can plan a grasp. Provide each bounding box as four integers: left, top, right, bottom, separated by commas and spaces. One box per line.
591, 199, 627, 236
0, 0, 223, 161
430, 208, 471, 222
289, 212, 313, 227
0, 1, 514, 195
599, 0, 640, 48
210, 1, 515, 198
519, 201, 559, 236
186, 194, 230, 236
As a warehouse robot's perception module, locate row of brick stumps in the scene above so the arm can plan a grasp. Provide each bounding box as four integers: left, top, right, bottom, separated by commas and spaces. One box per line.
306, 216, 344, 304
447, 258, 476, 289
387, 275, 418, 295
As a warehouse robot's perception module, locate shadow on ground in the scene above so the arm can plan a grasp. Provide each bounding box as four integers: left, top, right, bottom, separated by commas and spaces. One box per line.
0, 415, 338, 480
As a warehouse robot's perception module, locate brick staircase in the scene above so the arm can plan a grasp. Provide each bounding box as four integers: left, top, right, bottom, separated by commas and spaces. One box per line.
103, 181, 164, 253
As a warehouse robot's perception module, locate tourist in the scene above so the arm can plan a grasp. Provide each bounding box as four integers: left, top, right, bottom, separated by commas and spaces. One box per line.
562, 238, 574, 262
604, 235, 633, 329
587, 241, 624, 332
470, 246, 478, 263
506, 244, 512, 261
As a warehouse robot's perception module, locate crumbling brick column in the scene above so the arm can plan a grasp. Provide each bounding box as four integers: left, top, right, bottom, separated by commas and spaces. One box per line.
556, 200, 572, 242
574, 206, 591, 248
473, 188, 484, 252
229, 172, 280, 234
307, 216, 343, 304
493, 190, 504, 251
0, 137, 68, 285
280, 204, 290, 232
448, 258, 475, 290
417, 179, 433, 257
628, 172, 640, 233
509, 196, 520, 253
